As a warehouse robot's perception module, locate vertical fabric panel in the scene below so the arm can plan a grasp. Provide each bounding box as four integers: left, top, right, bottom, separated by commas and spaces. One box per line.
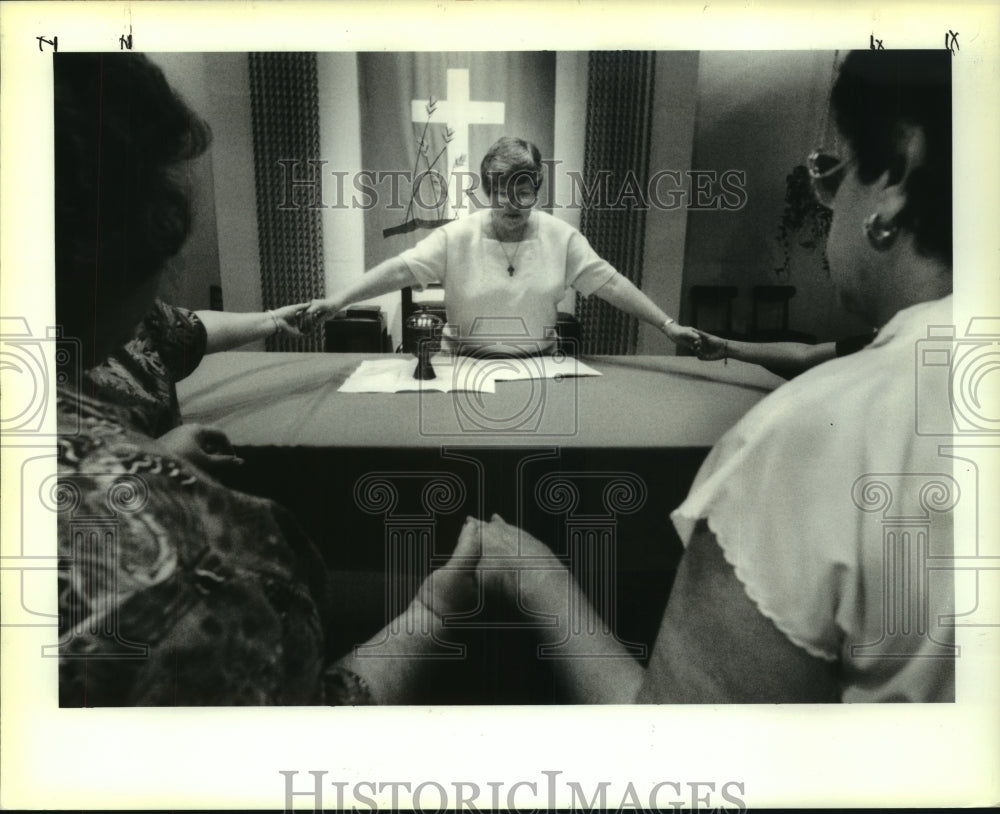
577, 52, 656, 355
357, 52, 556, 267
249, 53, 325, 352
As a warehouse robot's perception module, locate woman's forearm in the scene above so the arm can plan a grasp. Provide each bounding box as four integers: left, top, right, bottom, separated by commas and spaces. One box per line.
320, 256, 418, 312
196, 310, 280, 353
592, 273, 699, 349
726, 339, 837, 373
478, 515, 645, 702
515, 561, 645, 703
331, 596, 448, 704
592, 272, 673, 328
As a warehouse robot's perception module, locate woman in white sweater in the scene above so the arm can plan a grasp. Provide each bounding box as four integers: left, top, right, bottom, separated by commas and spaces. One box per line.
304, 136, 699, 356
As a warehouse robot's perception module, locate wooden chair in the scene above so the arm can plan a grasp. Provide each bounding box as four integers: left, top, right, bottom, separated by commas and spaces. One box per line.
323, 306, 391, 352
554, 311, 583, 356
689, 285, 740, 338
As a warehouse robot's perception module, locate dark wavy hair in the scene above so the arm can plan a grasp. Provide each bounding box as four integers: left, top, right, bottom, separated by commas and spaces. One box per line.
479, 136, 543, 196
54, 53, 211, 344
830, 50, 951, 265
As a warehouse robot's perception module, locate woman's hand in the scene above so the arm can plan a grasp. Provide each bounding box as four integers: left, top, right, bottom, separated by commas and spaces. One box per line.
417, 514, 565, 615
475, 514, 564, 603
302, 297, 342, 328
695, 330, 727, 361
157, 423, 243, 475
269, 303, 309, 337
664, 321, 702, 353
416, 516, 483, 618
332, 518, 482, 705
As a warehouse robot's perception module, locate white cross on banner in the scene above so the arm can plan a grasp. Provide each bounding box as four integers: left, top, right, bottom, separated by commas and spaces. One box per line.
410, 68, 506, 220
358, 52, 556, 268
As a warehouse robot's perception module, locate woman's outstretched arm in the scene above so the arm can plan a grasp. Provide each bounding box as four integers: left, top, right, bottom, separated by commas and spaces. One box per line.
304, 256, 418, 323
697, 332, 839, 378
592, 274, 701, 352
196, 303, 307, 352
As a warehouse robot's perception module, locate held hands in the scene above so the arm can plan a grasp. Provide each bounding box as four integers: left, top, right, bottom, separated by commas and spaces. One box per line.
268, 303, 310, 337
301, 297, 342, 329
476, 513, 562, 599
416, 514, 564, 617
663, 320, 702, 353
694, 330, 727, 361
665, 323, 702, 353
157, 423, 243, 475
415, 516, 483, 619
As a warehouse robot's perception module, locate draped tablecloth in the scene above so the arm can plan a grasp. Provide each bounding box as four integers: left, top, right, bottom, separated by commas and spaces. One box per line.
178, 353, 783, 449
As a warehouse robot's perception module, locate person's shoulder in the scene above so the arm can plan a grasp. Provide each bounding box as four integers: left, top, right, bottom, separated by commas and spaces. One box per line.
732, 335, 900, 453
883, 294, 952, 340
783, 334, 901, 405
417, 212, 486, 247
530, 211, 584, 249
532, 210, 575, 235
445, 211, 488, 235
747, 298, 951, 447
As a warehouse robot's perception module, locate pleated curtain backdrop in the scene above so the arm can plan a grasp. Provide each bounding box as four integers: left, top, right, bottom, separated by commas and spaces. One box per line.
356, 52, 556, 269
249, 53, 326, 352
577, 52, 657, 355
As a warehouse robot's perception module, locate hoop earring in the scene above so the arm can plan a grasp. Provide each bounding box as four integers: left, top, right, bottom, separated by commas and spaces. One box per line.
863, 213, 897, 251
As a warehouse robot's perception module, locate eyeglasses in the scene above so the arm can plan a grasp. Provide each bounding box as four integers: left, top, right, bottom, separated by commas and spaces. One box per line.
807, 150, 857, 208
492, 174, 540, 207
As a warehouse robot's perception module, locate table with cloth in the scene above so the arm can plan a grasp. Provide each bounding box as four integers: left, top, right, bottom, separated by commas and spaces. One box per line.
178, 353, 783, 703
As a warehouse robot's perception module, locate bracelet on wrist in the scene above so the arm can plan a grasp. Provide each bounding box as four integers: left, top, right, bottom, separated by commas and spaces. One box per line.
660, 317, 676, 333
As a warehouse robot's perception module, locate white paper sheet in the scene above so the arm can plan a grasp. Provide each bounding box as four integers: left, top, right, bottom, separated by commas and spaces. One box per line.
488, 354, 602, 382
338, 355, 601, 393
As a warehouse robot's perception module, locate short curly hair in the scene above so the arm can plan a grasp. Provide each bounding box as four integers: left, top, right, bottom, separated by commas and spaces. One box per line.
54, 53, 211, 335
479, 136, 543, 196
831, 50, 951, 265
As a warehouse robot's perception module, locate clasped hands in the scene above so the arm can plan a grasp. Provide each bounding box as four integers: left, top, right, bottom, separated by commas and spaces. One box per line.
663, 320, 703, 354
268, 302, 312, 338
415, 514, 564, 621
300, 297, 341, 330
693, 330, 727, 361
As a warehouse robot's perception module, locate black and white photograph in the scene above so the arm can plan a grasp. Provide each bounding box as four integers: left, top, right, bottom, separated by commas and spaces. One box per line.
1, 1, 998, 810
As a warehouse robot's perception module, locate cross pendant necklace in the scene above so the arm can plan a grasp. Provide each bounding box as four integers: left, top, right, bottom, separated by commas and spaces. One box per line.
496, 226, 526, 276
498, 239, 523, 276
